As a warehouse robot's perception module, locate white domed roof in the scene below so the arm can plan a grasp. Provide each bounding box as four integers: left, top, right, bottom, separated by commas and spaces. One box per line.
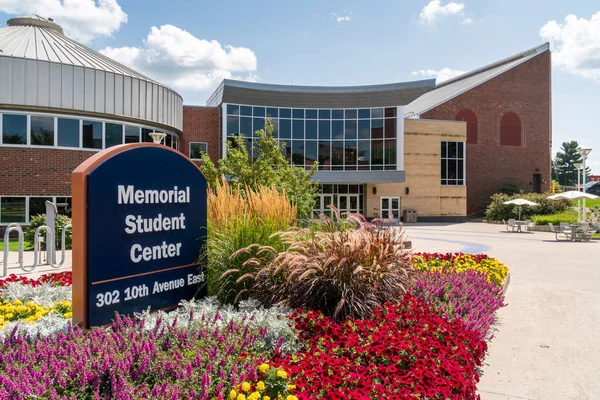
0, 15, 157, 84
0, 15, 183, 133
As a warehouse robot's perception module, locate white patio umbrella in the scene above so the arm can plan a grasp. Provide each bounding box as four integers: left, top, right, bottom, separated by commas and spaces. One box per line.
503, 198, 538, 220
547, 191, 599, 200
548, 191, 599, 223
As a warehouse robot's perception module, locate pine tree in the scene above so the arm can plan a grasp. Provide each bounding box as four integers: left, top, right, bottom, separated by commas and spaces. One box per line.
554, 141, 591, 186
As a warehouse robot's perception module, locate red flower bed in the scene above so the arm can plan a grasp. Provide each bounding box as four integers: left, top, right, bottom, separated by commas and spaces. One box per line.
274, 295, 487, 399
0, 271, 72, 289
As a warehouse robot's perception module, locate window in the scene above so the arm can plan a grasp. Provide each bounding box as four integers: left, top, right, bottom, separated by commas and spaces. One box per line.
0, 196, 73, 224
58, 118, 80, 147
456, 109, 478, 144
2, 114, 27, 144
0, 197, 26, 223
82, 120, 102, 149
140, 128, 153, 143
190, 142, 208, 160
125, 125, 140, 143
222, 104, 401, 171
441, 141, 465, 185
105, 123, 123, 148
30, 116, 55, 146
29, 197, 52, 218
500, 112, 521, 146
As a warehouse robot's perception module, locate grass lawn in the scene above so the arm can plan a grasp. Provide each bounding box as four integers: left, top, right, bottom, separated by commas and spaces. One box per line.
593, 233, 600, 239
0, 238, 34, 252
573, 199, 600, 207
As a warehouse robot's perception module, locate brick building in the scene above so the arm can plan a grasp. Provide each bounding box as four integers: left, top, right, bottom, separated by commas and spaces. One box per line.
0, 14, 551, 228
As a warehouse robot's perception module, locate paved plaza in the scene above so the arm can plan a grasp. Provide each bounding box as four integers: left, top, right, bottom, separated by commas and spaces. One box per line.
405, 222, 600, 400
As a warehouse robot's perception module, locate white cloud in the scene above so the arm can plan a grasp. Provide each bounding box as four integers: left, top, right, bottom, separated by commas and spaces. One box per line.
460, 17, 474, 25
330, 12, 352, 24
0, 0, 127, 44
540, 12, 600, 82
419, 0, 465, 24
411, 68, 465, 83
100, 24, 258, 92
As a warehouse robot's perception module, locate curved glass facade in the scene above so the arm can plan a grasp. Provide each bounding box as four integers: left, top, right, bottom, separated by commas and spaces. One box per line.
224, 104, 398, 171
0, 110, 180, 151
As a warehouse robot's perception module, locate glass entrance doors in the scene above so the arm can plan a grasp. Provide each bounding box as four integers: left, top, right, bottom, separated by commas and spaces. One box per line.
380, 197, 400, 220
314, 184, 364, 217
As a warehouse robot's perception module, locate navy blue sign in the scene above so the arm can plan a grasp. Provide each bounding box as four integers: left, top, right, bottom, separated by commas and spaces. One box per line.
83, 145, 206, 327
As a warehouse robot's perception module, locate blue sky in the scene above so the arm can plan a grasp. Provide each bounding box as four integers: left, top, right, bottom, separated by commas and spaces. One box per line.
0, 0, 599, 171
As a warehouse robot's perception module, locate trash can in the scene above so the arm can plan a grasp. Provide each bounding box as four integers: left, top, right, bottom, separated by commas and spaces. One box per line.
403, 208, 417, 223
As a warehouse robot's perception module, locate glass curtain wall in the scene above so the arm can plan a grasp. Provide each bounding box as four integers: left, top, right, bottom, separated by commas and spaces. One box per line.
225, 104, 398, 171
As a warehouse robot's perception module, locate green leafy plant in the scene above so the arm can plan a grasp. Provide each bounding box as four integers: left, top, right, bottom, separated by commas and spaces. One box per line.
228, 212, 416, 321
24, 214, 72, 250
531, 210, 578, 225
200, 118, 318, 218
485, 192, 571, 221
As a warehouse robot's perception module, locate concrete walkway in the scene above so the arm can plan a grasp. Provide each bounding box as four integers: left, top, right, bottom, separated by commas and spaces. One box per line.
2, 250, 72, 279
404, 222, 600, 400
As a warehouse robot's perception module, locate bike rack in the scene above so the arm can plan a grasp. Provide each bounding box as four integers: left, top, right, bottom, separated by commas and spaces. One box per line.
1, 201, 72, 277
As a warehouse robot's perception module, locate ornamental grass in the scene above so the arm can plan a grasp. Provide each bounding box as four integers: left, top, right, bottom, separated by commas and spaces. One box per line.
206, 183, 297, 304
228, 214, 415, 321
274, 295, 487, 399
412, 268, 506, 340
412, 252, 509, 286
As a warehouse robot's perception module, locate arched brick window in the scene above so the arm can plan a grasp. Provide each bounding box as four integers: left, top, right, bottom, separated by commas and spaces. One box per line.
500, 112, 521, 146
456, 109, 477, 144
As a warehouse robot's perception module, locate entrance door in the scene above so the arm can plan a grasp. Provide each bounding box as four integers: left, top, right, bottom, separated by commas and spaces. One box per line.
338, 194, 360, 216
380, 197, 400, 220
319, 194, 334, 217
533, 174, 542, 194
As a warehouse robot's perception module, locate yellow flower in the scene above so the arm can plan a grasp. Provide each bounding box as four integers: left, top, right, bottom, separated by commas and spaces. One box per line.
258, 363, 270, 373
236, 394, 246, 400
287, 384, 296, 391
256, 381, 266, 391
230, 390, 237, 399
286, 396, 298, 400
248, 393, 261, 400
263, 397, 271, 400
276, 369, 288, 379
13, 300, 22, 306
63, 312, 73, 319
241, 382, 251, 392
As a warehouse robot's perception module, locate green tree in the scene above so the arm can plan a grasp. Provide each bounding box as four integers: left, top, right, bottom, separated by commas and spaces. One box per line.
554, 141, 591, 186
200, 118, 318, 217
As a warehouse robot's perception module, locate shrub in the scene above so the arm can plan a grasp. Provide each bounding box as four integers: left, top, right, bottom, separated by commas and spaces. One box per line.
485, 192, 571, 221
412, 269, 505, 340
201, 119, 318, 218
206, 183, 296, 304
24, 214, 72, 250
531, 210, 577, 225
229, 215, 415, 321
0, 314, 271, 399
273, 295, 488, 399
412, 252, 509, 286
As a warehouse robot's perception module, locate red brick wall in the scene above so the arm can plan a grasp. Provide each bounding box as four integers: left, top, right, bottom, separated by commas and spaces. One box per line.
421, 51, 552, 213
182, 106, 220, 164
0, 147, 94, 196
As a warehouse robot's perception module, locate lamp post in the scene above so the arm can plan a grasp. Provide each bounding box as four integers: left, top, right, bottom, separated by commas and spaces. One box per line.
574, 162, 583, 222
577, 146, 592, 223
149, 132, 167, 144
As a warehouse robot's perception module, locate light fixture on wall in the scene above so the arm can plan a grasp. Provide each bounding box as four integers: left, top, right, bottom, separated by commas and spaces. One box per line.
373, 186, 377, 195
405, 187, 410, 195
